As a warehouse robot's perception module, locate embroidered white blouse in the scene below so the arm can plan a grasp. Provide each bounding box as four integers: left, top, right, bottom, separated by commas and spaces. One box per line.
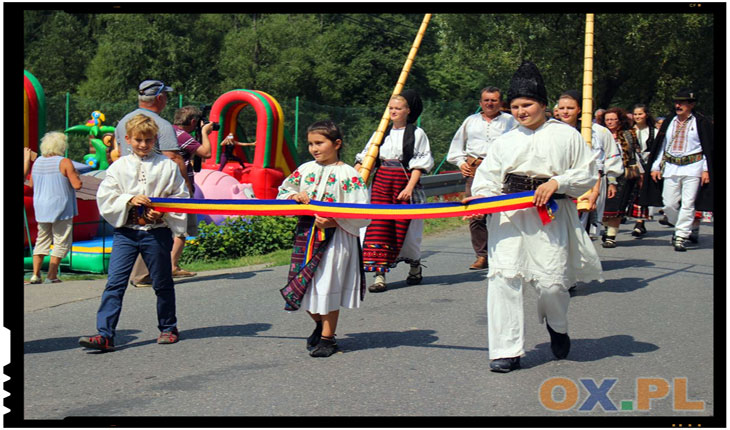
96, 152, 189, 237
277, 161, 371, 314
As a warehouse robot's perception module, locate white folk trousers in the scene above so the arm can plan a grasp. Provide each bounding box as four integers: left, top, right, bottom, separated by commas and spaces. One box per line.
662, 176, 700, 239
487, 274, 570, 360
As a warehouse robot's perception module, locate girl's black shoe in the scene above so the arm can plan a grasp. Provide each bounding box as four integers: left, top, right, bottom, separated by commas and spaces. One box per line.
307, 321, 323, 349
310, 337, 338, 357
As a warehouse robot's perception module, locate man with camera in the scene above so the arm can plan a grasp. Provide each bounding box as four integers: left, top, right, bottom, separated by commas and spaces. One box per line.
167, 106, 214, 277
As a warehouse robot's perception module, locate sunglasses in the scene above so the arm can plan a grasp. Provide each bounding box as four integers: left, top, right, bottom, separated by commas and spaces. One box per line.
139, 81, 167, 97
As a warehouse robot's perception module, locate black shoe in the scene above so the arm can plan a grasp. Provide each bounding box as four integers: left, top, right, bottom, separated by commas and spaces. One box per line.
673, 236, 687, 252
547, 324, 570, 359
307, 321, 323, 349
406, 265, 423, 285
489, 357, 521, 373
688, 230, 699, 244
658, 215, 675, 227
310, 337, 338, 357
601, 236, 616, 248
631, 222, 647, 237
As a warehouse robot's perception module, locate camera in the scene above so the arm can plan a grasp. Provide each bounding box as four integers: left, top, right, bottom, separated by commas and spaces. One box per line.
204, 120, 220, 131
196, 104, 219, 131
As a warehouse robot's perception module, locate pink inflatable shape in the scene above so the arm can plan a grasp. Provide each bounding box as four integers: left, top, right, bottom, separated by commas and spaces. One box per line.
193, 169, 255, 225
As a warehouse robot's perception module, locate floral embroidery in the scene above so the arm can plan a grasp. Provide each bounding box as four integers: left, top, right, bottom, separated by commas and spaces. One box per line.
321, 192, 336, 203
327, 174, 337, 185
351, 176, 364, 189
342, 176, 365, 193
287, 170, 302, 185
304, 173, 317, 184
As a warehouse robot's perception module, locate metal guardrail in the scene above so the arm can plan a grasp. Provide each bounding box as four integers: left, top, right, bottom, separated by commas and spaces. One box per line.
420, 172, 466, 197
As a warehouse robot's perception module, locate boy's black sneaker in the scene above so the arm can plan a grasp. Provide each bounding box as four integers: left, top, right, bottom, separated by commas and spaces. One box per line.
79, 334, 115, 352
489, 357, 521, 373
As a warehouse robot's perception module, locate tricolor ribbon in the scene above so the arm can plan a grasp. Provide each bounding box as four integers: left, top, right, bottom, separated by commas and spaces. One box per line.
150, 191, 560, 225
303, 224, 326, 267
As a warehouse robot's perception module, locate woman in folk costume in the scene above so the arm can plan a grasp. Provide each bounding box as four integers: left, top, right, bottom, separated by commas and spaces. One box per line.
556, 90, 624, 238
277, 120, 371, 358
354, 89, 434, 293
466, 61, 603, 372
628, 104, 657, 237
598, 107, 643, 248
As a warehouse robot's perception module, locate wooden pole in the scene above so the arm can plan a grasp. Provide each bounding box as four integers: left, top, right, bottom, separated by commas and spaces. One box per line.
580, 13, 595, 145
359, 13, 432, 183
577, 13, 595, 212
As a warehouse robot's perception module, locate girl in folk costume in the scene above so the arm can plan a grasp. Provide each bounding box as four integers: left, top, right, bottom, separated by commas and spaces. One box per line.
598, 107, 643, 248
466, 61, 602, 372
277, 120, 371, 358
354, 90, 434, 293
556, 90, 623, 238
629, 104, 657, 237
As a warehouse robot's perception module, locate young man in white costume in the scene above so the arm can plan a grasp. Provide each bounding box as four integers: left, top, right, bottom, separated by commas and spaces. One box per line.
465, 61, 603, 372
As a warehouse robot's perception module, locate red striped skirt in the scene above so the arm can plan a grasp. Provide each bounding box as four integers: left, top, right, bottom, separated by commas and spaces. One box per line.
362, 164, 412, 273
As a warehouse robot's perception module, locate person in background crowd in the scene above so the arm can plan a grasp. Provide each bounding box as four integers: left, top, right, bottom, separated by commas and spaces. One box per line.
27, 132, 82, 284
447, 86, 517, 270
24, 146, 37, 178
168, 106, 215, 278
628, 104, 657, 237
598, 107, 642, 248
556, 90, 623, 240
641, 88, 713, 251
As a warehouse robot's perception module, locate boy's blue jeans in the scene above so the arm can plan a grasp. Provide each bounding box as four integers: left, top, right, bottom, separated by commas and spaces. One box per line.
96, 227, 176, 340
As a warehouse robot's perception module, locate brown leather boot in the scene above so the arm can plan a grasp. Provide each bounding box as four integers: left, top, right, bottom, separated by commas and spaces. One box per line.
469, 256, 488, 270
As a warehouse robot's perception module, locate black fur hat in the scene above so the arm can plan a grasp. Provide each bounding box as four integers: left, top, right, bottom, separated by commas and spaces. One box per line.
507, 61, 548, 106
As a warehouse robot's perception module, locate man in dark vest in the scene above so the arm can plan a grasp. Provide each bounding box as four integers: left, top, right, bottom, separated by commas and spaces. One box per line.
639, 88, 713, 251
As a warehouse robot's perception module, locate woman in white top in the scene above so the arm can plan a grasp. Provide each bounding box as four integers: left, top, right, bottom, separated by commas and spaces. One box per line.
354, 90, 434, 293
556, 90, 623, 238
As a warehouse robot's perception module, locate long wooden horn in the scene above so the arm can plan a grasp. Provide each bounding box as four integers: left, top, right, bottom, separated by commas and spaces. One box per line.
580, 13, 595, 145
358, 13, 432, 183
577, 13, 595, 211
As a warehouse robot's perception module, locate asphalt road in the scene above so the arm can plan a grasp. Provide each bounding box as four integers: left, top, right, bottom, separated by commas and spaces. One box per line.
15, 219, 717, 425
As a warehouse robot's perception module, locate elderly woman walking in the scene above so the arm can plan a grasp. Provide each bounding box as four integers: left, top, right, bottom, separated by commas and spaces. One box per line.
27, 132, 82, 284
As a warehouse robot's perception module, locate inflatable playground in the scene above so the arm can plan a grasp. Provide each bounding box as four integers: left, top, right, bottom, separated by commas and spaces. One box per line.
24, 71, 299, 274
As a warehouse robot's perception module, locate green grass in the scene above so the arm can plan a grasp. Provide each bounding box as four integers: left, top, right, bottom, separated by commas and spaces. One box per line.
182, 248, 292, 273
423, 215, 469, 235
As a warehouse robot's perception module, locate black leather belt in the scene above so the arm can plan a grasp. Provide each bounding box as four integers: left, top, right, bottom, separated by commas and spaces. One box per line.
502, 174, 566, 198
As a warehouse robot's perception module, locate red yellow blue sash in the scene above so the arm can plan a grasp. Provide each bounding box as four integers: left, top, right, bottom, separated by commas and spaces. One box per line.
150, 191, 559, 225
304, 224, 326, 266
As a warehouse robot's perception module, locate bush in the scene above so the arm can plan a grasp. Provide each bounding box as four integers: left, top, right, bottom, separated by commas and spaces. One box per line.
180, 216, 298, 264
